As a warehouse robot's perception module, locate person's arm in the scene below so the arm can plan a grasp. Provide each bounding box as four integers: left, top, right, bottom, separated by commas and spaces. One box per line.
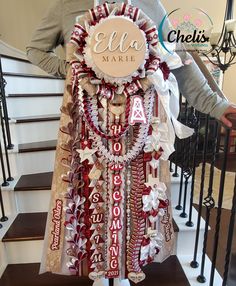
26, 0, 68, 78
171, 53, 230, 120
156, 1, 230, 120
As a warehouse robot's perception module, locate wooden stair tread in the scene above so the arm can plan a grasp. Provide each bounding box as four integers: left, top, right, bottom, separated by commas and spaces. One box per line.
13, 114, 60, 123
0, 257, 190, 286
229, 254, 236, 286
2, 211, 178, 242
3, 72, 63, 80
194, 205, 236, 280
8, 93, 63, 98
15, 172, 53, 191
2, 213, 47, 242
18, 140, 57, 153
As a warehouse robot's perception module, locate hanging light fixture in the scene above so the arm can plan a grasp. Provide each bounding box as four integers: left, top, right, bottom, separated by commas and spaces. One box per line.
203, 0, 236, 72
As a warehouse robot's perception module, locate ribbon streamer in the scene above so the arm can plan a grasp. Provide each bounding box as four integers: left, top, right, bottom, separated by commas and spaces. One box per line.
71, 24, 88, 47
89, 3, 110, 22
97, 84, 115, 100
124, 80, 143, 97
120, 3, 140, 21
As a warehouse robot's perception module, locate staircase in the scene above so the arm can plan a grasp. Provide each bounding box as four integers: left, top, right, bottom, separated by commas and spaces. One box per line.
0, 44, 224, 286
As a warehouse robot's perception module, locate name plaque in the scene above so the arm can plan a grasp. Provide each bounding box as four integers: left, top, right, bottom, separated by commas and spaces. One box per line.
89, 17, 147, 78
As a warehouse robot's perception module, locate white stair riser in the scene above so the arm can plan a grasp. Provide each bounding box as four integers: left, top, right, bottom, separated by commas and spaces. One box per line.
4, 76, 64, 94
172, 205, 208, 257
171, 177, 192, 208
3, 237, 177, 265
5, 240, 43, 264
171, 184, 192, 211
10, 121, 60, 144
2, 189, 17, 216
7, 97, 62, 117
173, 205, 207, 232
0, 242, 7, 278
9, 150, 55, 176
178, 255, 223, 286
176, 229, 205, 256
1, 58, 49, 76
172, 233, 178, 256
0, 215, 17, 277
15, 190, 51, 213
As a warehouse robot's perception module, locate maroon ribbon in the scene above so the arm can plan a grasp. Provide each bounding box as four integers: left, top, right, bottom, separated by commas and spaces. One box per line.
70, 24, 88, 47
145, 25, 159, 47
145, 56, 160, 74
120, 3, 140, 21
159, 62, 170, 81
124, 80, 142, 97
96, 83, 116, 100
89, 3, 110, 22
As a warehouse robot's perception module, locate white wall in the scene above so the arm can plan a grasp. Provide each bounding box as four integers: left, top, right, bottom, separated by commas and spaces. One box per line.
0, 0, 51, 52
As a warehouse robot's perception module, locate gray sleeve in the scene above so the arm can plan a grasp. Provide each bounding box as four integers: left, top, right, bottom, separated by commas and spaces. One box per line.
156, 0, 230, 120
26, 0, 68, 78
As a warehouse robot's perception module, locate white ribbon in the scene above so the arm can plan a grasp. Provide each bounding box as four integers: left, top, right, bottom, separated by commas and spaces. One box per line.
142, 182, 167, 222
144, 131, 161, 153
148, 42, 194, 160
155, 42, 183, 70
142, 192, 160, 213
140, 233, 164, 262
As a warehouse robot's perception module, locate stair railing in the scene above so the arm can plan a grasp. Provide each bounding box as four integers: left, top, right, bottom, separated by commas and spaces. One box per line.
170, 51, 236, 286
0, 55, 15, 226
0, 55, 14, 150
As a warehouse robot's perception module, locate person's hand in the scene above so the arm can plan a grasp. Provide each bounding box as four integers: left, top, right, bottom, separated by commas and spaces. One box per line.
220, 104, 236, 128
